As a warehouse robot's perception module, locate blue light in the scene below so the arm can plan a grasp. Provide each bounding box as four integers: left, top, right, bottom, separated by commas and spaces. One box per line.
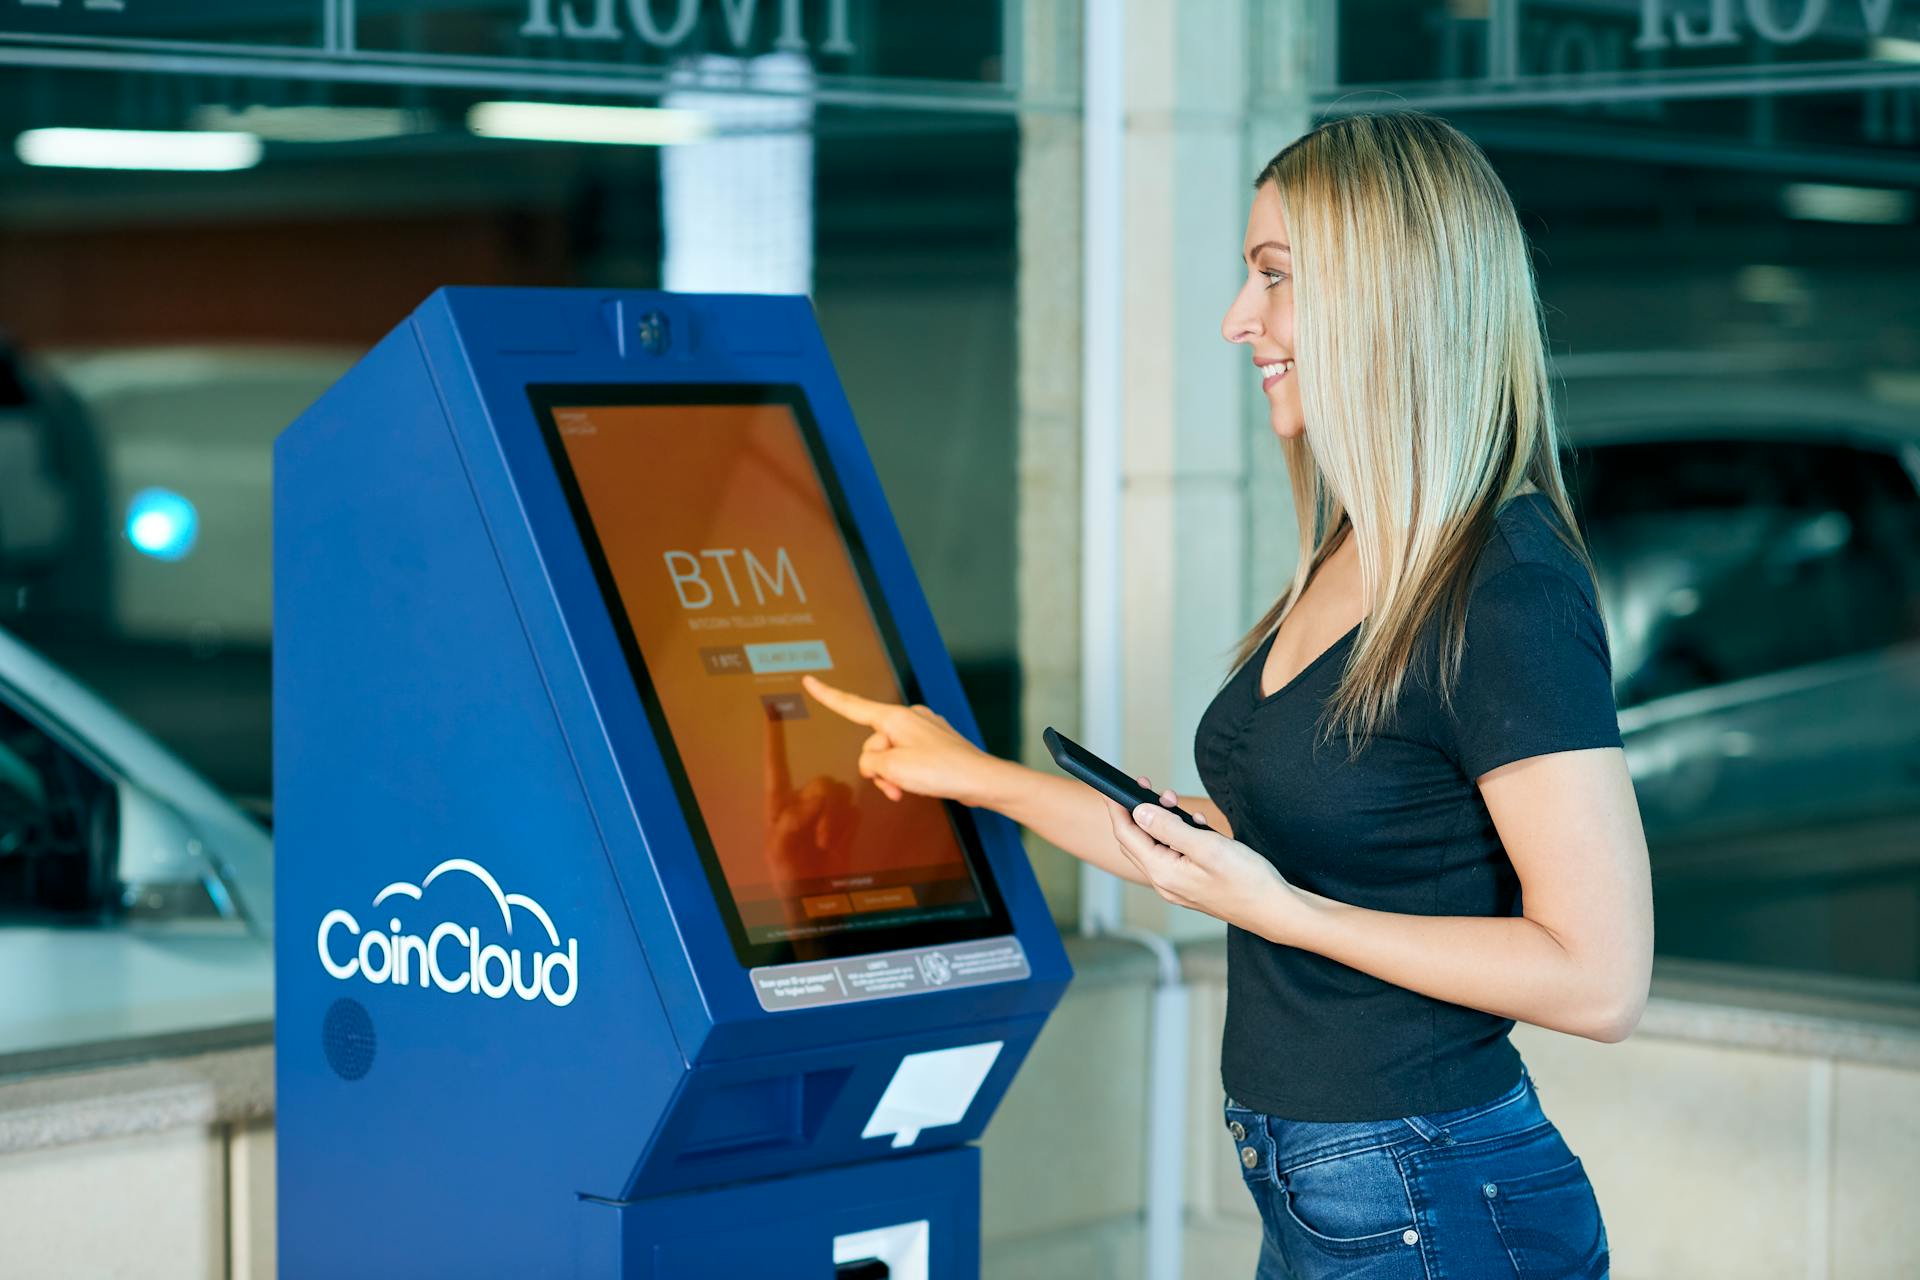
125, 488, 199, 561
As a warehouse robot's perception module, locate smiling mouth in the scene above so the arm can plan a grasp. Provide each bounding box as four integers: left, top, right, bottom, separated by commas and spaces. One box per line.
1259, 359, 1295, 388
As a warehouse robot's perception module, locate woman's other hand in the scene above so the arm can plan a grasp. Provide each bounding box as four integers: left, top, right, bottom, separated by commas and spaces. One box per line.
1104, 785, 1303, 939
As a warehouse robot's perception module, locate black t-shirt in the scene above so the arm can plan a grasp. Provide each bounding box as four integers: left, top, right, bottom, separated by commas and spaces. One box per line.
1193, 490, 1623, 1122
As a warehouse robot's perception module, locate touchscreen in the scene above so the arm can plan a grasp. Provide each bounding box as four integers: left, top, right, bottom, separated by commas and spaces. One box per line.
537, 389, 999, 957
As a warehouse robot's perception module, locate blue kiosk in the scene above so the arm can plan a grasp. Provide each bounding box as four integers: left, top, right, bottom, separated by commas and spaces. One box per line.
273, 288, 1071, 1278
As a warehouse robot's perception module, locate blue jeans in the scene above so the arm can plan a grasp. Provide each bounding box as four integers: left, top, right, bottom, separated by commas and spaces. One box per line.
1223, 1066, 1609, 1279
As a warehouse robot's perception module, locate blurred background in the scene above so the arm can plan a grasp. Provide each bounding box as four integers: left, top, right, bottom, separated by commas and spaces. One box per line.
1, 2, 1917, 1277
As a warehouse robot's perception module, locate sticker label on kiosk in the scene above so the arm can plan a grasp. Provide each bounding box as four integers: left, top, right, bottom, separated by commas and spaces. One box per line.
533, 385, 1017, 974
750, 936, 1031, 1012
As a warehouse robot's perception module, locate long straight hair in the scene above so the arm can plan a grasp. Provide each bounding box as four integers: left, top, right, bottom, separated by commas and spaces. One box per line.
1229, 110, 1604, 760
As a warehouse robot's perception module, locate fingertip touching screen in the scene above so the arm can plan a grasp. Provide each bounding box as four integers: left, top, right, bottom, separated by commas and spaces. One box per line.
530, 384, 1010, 968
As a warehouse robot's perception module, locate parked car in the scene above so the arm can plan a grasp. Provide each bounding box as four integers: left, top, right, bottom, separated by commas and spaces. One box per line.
1558, 374, 1920, 985
0, 622, 272, 1067
0, 336, 111, 632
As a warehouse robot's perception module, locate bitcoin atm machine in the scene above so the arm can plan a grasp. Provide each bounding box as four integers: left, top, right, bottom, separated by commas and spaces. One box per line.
273, 287, 1071, 1279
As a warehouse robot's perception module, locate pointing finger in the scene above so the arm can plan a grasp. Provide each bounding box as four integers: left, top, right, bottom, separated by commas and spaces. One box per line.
800, 674, 887, 727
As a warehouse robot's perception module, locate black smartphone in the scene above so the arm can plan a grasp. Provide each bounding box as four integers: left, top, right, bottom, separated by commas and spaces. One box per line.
1042, 726, 1210, 830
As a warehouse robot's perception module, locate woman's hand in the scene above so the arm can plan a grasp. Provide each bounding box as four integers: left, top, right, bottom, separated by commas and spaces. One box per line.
1105, 778, 1303, 939
799, 674, 1002, 808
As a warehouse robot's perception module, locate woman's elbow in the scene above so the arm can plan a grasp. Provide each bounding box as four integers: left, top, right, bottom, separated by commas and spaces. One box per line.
1588, 981, 1648, 1043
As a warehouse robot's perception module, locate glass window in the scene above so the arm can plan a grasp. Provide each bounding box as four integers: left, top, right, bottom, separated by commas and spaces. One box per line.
1570, 436, 1920, 707
0, 32, 1024, 1061
1441, 13, 1920, 992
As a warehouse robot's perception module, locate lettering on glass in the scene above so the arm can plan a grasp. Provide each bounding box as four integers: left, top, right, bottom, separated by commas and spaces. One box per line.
1632, 0, 1906, 50
519, 0, 855, 55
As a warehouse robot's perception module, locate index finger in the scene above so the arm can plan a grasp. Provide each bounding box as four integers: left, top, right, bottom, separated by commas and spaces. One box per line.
799, 674, 889, 727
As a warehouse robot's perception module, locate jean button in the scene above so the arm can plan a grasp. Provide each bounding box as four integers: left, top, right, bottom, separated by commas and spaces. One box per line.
1483, 1182, 1498, 1198
1402, 1229, 1419, 1246
1241, 1146, 1259, 1170
1229, 1120, 1246, 1141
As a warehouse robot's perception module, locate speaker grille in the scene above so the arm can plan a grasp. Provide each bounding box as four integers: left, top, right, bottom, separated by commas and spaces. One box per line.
321, 997, 376, 1081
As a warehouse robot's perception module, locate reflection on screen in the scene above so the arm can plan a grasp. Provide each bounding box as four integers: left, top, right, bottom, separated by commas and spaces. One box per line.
546, 398, 993, 948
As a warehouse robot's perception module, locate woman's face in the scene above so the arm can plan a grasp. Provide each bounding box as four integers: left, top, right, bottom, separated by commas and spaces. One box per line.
1221, 181, 1301, 441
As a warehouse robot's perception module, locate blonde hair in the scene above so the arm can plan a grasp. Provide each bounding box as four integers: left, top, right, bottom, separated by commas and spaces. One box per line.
1230, 110, 1604, 760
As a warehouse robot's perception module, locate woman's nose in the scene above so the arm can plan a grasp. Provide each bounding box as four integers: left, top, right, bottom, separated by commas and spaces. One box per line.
1221, 293, 1258, 344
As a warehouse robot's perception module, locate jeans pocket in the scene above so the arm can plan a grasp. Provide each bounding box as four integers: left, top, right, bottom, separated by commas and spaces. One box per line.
1484, 1155, 1610, 1280
1274, 1143, 1420, 1259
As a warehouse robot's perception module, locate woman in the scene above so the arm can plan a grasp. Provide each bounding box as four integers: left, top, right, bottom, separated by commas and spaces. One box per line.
803, 110, 1651, 1280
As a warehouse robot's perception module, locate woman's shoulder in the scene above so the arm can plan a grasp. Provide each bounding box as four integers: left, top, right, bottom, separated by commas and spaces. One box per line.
1467, 490, 1595, 604
1437, 494, 1623, 774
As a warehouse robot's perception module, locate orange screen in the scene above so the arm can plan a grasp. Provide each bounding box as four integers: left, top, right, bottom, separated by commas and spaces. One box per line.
548, 397, 991, 947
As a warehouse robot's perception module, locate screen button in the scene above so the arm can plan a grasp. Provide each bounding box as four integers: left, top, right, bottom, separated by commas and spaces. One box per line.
744, 639, 832, 674
851, 886, 917, 913
700, 645, 750, 675
761, 692, 809, 720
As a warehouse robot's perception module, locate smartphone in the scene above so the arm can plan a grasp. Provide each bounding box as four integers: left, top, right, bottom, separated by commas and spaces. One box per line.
1042, 726, 1210, 830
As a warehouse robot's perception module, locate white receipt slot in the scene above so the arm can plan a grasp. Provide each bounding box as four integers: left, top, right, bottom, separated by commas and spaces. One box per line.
862, 1042, 1005, 1149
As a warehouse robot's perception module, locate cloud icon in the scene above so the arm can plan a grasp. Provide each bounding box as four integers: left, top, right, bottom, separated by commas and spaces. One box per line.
371, 858, 562, 947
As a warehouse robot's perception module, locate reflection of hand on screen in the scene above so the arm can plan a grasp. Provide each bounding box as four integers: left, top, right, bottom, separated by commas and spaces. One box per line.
762, 698, 861, 881
762, 694, 795, 815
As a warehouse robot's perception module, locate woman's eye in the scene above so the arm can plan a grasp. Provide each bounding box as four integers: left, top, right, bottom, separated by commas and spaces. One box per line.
1261, 270, 1288, 289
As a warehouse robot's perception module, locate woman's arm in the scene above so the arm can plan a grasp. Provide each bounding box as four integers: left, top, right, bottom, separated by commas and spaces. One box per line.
978, 759, 1234, 880
1271, 748, 1651, 1041
1110, 745, 1653, 1044
975, 758, 1155, 886
796, 675, 1163, 888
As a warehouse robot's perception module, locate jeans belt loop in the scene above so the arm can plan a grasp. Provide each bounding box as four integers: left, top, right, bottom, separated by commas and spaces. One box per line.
1399, 1114, 1450, 1145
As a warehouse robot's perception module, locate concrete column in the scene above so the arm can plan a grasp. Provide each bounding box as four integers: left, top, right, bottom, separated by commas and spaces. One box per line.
1015, 0, 1088, 923
1015, 0, 1321, 935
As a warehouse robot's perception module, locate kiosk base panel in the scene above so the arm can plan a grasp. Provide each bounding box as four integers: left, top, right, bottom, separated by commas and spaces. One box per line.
578, 1144, 979, 1279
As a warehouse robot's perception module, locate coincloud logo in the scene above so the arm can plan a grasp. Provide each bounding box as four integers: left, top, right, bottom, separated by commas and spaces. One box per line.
317, 859, 579, 1007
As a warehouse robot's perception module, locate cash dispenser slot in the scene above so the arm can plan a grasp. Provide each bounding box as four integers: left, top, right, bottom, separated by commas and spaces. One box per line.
673, 1068, 852, 1163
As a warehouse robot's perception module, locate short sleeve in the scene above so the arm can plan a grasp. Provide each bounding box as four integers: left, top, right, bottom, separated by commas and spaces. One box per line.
1442, 561, 1623, 780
